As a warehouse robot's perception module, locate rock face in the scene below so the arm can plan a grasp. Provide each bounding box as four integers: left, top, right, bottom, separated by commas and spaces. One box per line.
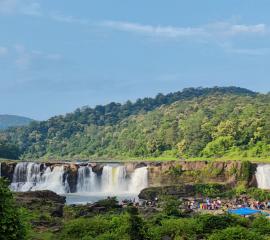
65, 164, 79, 193
15, 190, 66, 217
0, 162, 16, 182
147, 160, 256, 188
138, 184, 227, 201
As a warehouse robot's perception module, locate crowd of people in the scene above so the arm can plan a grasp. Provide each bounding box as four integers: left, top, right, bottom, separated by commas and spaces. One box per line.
185, 196, 270, 213
185, 198, 223, 210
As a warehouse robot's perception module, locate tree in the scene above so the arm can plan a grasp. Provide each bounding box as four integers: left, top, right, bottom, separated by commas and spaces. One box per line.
0, 178, 29, 239
202, 136, 234, 157
0, 140, 20, 160
127, 207, 148, 240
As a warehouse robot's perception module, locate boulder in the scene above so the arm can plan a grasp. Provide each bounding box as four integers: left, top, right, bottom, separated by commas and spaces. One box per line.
15, 190, 66, 217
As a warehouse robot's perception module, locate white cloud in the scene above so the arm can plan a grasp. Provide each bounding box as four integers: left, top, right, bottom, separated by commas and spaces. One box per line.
14, 44, 31, 69
14, 44, 62, 70
102, 21, 205, 38
101, 20, 267, 39
0, 0, 41, 16
219, 42, 270, 56
226, 47, 270, 56
230, 24, 266, 34
21, 1, 41, 16
49, 12, 88, 25
0, 46, 8, 56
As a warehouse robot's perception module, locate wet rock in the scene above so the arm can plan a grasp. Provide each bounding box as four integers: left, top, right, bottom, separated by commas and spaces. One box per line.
139, 185, 197, 201
91, 163, 104, 176
65, 164, 79, 193
139, 183, 227, 201
0, 162, 16, 182
14, 190, 66, 217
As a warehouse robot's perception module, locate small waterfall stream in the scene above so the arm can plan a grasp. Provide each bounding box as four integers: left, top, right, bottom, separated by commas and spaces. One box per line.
129, 167, 148, 193
76, 166, 97, 193
255, 164, 270, 189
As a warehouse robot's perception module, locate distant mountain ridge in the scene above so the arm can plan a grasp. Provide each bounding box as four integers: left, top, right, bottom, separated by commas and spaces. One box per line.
0, 115, 33, 130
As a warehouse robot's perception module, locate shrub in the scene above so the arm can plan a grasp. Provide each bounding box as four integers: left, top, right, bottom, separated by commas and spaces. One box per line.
0, 178, 30, 240
208, 226, 264, 240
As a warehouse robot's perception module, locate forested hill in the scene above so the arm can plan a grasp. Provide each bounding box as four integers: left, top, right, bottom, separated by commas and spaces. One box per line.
0, 115, 33, 130
3, 86, 270, 160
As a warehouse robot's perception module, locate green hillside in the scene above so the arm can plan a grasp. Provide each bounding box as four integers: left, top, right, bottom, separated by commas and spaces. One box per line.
3, 87, 270, 160
0, 115, 33, 130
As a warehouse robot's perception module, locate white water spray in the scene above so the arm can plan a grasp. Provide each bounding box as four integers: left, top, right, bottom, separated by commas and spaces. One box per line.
101, 165, 128, 193
129, 167, 148, 193
9, 162, 148, 196
256, 164, 270, 189
76, 166, 97, 193
32, 166, 70, 194
10, 163, 69, 194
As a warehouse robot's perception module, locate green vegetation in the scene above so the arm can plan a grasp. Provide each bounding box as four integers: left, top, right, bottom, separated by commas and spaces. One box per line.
0, 178, 30, 239
3, 87, 270, 161
0, 139, 20, 160
2, 181, 270, 239
55, 211, 270, 240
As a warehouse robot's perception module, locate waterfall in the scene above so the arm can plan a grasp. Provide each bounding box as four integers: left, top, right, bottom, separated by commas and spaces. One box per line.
32, 166, 70, 194
128, 167, 148, 193
101, 165, 128, 193
256, 164, 270, 189
8, 162, 148, 197
76, 166, 97, 192
10, 162, 42, 192
10, 162, 70, 194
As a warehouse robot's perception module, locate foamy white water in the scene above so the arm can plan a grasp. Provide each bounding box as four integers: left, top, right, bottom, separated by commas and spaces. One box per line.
101, 165, 128, 193
9, 162, 149, 203
10, 163, 69, 194
31, 166, 69, 194
129, 167, 148, 193
256, 164, 270, 189
76, 166, 97, 193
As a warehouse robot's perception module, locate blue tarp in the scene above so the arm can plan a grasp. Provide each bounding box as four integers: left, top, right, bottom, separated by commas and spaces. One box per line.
228, 207, 261, 216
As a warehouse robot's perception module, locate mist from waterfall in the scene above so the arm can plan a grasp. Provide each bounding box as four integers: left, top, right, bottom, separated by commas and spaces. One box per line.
256, 164, 270, 189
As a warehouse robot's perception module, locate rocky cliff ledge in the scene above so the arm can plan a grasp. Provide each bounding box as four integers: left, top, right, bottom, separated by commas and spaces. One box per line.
147, 160, 257, 187
0, 160, 257, 191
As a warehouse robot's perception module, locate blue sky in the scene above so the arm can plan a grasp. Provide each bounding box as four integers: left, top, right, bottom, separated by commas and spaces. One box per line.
1, 0, 270, 120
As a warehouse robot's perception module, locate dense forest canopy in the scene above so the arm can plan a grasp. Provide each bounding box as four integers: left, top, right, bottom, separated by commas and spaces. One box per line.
2, 86, 270, 160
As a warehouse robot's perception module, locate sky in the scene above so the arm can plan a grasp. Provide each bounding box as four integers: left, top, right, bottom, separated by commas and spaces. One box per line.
1, 0, 270, 120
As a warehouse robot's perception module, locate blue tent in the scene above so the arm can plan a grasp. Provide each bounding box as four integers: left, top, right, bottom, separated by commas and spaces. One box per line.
228, 207, 261, 216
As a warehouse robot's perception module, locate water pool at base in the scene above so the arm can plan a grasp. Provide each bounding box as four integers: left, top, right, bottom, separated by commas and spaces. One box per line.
65, 192, 139, 205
